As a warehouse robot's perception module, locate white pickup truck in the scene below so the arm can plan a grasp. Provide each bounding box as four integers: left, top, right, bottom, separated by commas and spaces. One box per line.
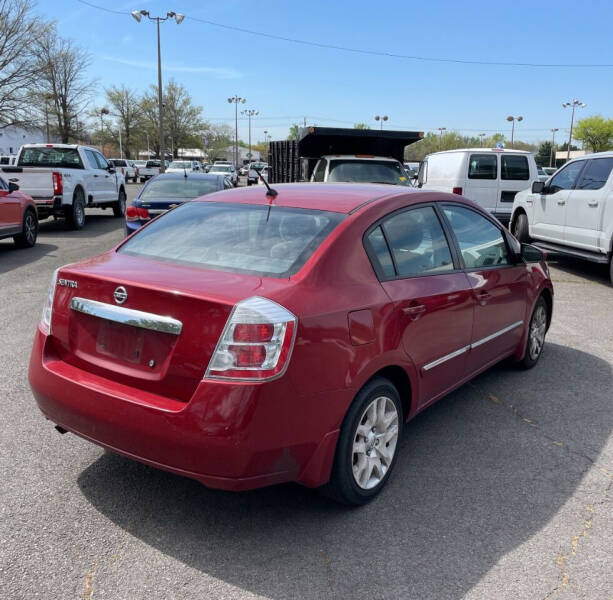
510, 151, 613, 283
1, 144, 126, 229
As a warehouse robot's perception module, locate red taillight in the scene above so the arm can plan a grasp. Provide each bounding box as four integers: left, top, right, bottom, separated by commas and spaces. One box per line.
125, 206, 150, 222
452, 187, 463, 195
205, 297, 297, 381
233, 323, 274, 343
52, 172, 63, 196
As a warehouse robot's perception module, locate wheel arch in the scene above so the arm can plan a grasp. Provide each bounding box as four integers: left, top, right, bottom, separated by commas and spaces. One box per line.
540, 287, 553, 331
510, 206, 527, 232
360, 365, 414, 423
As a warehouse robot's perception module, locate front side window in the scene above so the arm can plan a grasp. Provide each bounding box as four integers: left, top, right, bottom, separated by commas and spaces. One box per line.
312, 159, 327, 182
381, 206, 454, 277
549, 161, 585, 192
501, 155, 529, 180
576, 158, 613, 191
84, 150, 99, 170
468, 154, 497, 180
443, 205, 508, 269
119, 202, 344, 278
94, 152, 109, 170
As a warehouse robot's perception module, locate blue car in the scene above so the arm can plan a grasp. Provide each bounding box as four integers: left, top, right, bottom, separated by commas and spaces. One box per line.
125, 172, 231, 235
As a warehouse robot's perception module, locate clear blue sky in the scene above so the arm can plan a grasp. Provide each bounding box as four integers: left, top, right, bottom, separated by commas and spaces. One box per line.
35, 0, 612, 145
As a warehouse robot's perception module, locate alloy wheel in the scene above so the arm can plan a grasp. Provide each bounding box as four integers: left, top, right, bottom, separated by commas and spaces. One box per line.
529, 304, 547, 360
352, 395, 399, 490
24, 213, 36, 244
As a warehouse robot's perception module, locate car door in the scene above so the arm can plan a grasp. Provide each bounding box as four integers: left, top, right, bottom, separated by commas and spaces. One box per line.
0, 177, 21, 232
441, 204, 531, 374
366, 204, 475, 406
93, 151, 116, 202
531, 160, 586, 243
497, 154, 531, 218
83, 149, 102, 202
465, 153, 498, 213
564, 157, 613, 251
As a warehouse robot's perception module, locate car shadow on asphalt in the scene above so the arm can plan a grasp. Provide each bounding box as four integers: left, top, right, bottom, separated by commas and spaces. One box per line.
547, 254, 611, 287
0, 242, 59, 275
38, 212, 124, 239
77, 342, 612, 600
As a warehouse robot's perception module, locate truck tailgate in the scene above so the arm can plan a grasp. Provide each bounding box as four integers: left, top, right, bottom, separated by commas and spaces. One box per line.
13, 170, 54, 202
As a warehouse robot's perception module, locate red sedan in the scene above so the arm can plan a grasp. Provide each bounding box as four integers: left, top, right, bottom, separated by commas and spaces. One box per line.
0, 175, 38, 248
29, 183, 553, 505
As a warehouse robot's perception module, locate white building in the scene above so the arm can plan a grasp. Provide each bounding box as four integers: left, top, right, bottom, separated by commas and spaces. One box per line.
0, 125, 47, 156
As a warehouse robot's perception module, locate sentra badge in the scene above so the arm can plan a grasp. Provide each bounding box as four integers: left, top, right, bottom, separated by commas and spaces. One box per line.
57, 278, 78, 289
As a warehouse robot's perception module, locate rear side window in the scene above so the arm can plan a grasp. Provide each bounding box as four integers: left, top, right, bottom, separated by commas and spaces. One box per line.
468, 154, 497, 180
380, 207, 454, 277
119, 202, 344, 278
501, 155, 529, 180
442, 205, 508, 268
576, 158, 613, 190
365, 226, 395, 278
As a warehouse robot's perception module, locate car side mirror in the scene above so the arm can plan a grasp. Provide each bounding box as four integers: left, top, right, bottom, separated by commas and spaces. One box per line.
8, 181, 19, 192
107, 166, 116, 174
532, 181, 545, 194
521, 243, 545, 263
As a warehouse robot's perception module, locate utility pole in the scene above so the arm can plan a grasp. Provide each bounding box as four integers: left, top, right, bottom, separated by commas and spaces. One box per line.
550, 128, 559, 168
242, 109, 259, 164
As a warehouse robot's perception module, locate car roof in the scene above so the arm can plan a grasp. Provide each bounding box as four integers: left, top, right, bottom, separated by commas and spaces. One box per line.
149, 172, 222, 180
194, 182, 416, 213
428, 147, 532, 156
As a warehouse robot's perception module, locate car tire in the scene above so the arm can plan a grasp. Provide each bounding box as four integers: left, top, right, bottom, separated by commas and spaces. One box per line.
65, 188, 85, 230
323, 377, 403, 506
512, 212, 530, 243
112, 188, 126, 218
519, 296, 549, 369
140, 177, 145, 183
609, 257, 613, 286
13, 208, 38, 248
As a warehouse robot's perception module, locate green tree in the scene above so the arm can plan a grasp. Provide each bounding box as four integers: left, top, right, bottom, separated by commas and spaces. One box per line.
573, 115, 613, 152
287, 124, 301, 140
354, 123, 371, 129
535, 141, 553, 166
202, 123, 232, 163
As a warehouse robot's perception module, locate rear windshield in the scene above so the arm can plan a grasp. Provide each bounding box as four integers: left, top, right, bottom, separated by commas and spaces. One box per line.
111, 159, 127, 167
168, 161, 192, 168
118, 201, 344, 277
146, 161, 161, 168
327, 160, 410, 186
18, 147, 83, 169
141, 178, 219, 199
211, 165, 232, 172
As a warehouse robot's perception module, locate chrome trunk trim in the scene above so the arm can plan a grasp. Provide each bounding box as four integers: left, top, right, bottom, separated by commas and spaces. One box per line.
70, 297, 182, 335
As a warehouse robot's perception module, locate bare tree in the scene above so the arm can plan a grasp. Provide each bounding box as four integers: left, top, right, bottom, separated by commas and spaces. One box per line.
0, 0, 48, 126
104, 85, 141, 158
32, 27, 97, 143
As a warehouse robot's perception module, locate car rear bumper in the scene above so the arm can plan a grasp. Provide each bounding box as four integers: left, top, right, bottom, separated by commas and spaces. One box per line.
28, 327, 340, 491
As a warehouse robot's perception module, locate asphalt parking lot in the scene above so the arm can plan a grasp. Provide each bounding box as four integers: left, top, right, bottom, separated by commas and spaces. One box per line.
1, 183, 611, 600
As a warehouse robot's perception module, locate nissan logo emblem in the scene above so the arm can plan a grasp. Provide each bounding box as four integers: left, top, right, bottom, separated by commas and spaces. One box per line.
113, 286, 128, 305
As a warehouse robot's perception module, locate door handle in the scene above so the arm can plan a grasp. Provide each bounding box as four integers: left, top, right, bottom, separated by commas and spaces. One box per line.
475, 290, 491, 304
93, 174, 99, 178
588, 201, 599, 207
402, 303, 426, 320
556, 200, 566, 205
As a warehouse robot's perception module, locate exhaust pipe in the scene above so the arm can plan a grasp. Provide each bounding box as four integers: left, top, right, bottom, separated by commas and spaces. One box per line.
55, 425, 68, 434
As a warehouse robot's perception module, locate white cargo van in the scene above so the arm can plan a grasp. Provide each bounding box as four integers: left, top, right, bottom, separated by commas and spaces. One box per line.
417, 148, 539, 223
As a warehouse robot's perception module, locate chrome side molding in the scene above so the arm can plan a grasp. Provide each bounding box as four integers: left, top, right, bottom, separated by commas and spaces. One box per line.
70, 297, 182, 335
423, 320, 524, 371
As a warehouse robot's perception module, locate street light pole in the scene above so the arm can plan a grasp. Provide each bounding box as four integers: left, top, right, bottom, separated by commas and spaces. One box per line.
506, 115, 523, 148
478, 133, 486, 146
437, 127, 447, 150
550, 128, 559, 168
242, 109, 258, 164
562, 99, 586, 161
374, 115, 388, 130
131, 9, 184, 173
228, 95, 246, 167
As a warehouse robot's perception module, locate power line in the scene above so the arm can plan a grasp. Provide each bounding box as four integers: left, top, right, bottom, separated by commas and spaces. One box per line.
75, 0, 613, 69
